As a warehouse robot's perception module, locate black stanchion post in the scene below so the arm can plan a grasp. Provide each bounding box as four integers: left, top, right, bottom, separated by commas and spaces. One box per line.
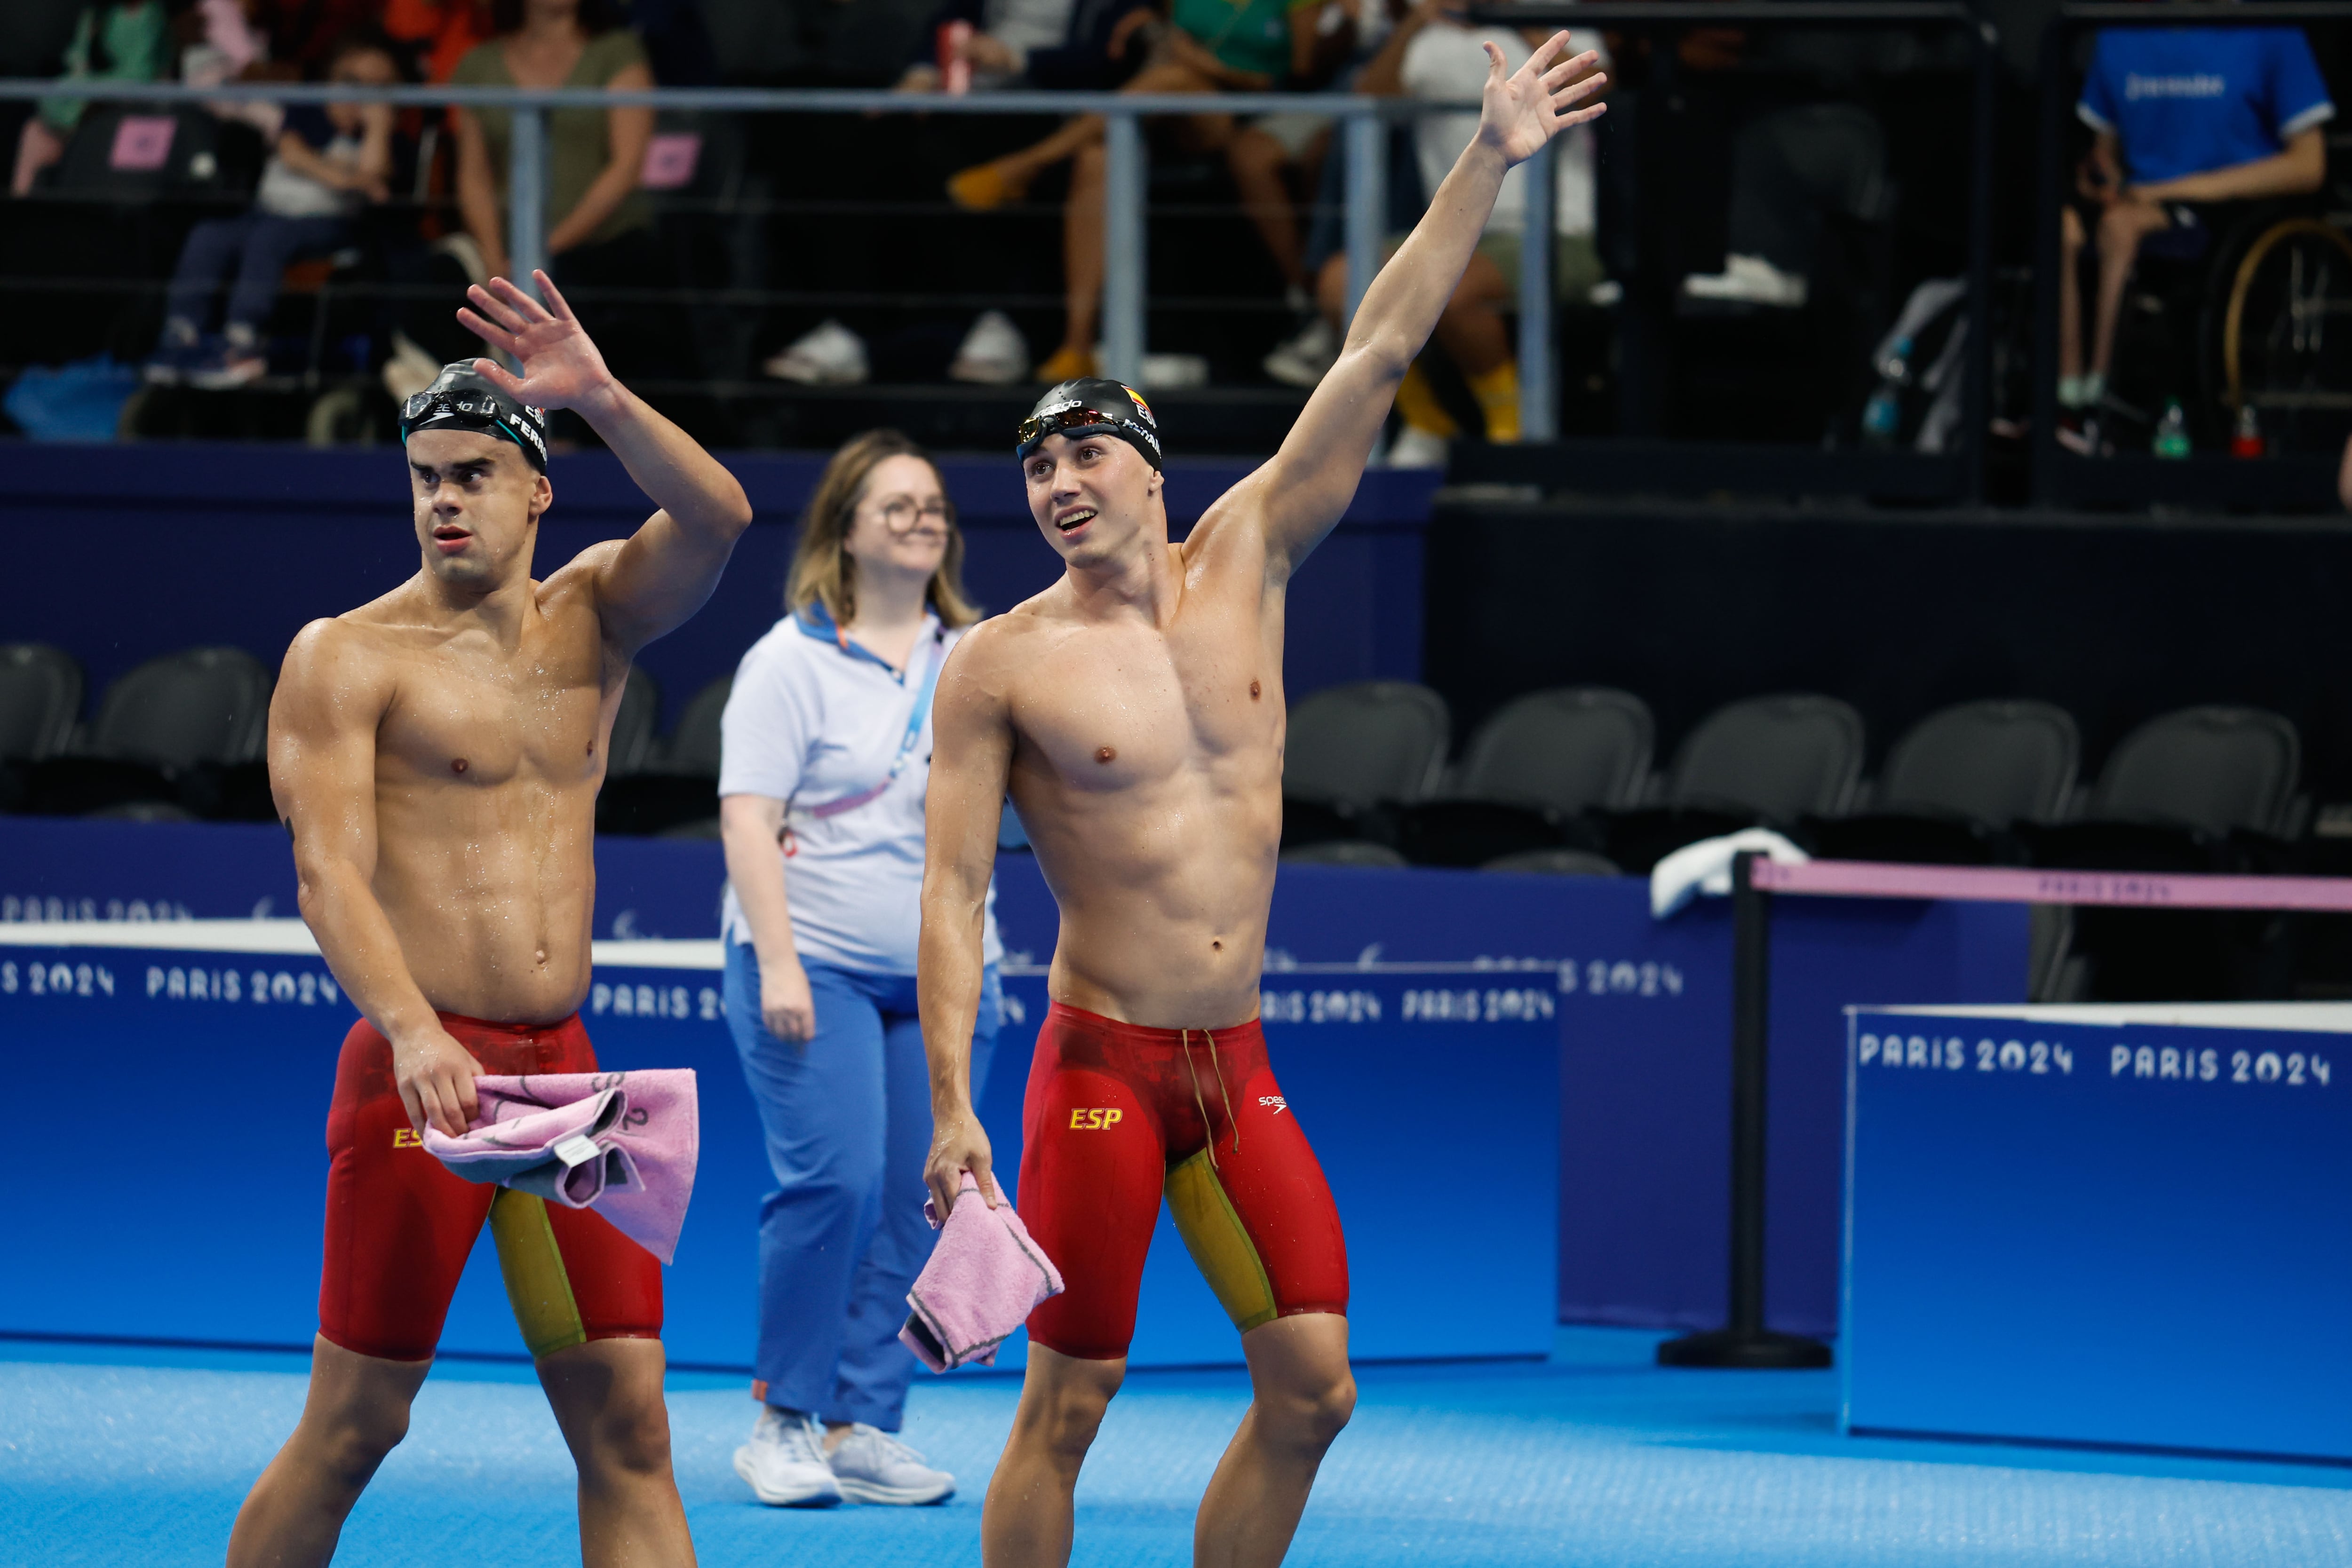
1657, 851, 1833, 1369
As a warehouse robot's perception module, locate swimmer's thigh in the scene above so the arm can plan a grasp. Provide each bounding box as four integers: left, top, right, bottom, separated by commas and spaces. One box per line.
1018, 1040, 1165, 1361
492, 1189, 664, 1361
1165, 1061, 1349, 1333
318, 1021, 497, 1362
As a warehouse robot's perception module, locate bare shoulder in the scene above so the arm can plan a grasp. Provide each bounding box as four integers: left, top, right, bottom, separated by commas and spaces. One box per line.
275, 612, 397, 727
540, 538, 625, 618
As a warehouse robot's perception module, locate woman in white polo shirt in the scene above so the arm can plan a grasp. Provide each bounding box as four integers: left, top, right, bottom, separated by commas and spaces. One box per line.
718, 430, 1001, 1509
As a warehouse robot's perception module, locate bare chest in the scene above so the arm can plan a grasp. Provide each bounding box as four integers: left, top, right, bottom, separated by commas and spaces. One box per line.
377, 638, 612, 789
1015, 617, 1280, 791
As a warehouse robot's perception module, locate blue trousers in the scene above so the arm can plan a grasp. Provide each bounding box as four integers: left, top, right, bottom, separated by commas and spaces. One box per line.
165, 212, 348, 333
724, 945, 999, 1430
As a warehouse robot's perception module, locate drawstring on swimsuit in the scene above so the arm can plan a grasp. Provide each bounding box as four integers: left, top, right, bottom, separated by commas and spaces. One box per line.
1180, 1027, 1241, 1168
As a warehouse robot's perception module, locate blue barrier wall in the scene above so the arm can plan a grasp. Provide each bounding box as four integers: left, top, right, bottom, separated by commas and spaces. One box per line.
0, 818, 2030, 1345
0, 442, 1434, 728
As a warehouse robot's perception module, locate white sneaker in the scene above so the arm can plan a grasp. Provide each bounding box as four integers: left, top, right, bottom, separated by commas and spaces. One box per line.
1680, 253, 1808, 309
381, 331, 441, 404
764, 319, 869, 385
826, 1423, 956, 1505
949, 309, 1029, 384
1382, 424, 1451, 468
733, 1407, 844, 1507
1263, 317, 1337, 388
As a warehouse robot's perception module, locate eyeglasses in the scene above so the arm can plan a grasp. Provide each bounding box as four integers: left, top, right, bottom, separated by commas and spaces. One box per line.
870, 496, 952, 531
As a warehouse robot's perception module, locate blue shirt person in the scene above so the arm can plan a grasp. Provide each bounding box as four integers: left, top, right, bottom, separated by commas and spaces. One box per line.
2057, 25, 2334, 424
717, 431, 1002, 1507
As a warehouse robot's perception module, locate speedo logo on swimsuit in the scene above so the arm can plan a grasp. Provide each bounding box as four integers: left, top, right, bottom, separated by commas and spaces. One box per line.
391, 1128, 425, 1148
1069, 1107, 1125, 1130
1259, 1096, 1288, 1115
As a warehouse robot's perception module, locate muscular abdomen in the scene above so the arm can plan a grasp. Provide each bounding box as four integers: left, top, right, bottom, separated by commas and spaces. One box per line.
1016, 765, 1282, 1030
370, 775, 600, 1023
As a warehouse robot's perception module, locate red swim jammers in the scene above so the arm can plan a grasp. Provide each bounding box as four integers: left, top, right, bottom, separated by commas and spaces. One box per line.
1018, 1002, 1348, 1360
318, 1011, 662, 1362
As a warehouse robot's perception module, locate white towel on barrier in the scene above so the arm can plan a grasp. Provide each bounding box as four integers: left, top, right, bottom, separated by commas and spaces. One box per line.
1650, 830, 1810, 919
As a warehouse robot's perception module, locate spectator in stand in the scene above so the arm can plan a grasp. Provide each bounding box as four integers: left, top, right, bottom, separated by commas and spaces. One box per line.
10, 0, 171, 197
2058, 24, 2333, 444
756, 0, 1099, 388
940, 0, 1335, 382
450, 0, 660, 382
144, 28, 406, 389
383, 0, 493, 84
0, 0, 86, 188
1266, 0, 1603, 465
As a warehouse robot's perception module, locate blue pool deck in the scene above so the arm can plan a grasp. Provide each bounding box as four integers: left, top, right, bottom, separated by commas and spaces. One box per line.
6, 1328, 2350, 1567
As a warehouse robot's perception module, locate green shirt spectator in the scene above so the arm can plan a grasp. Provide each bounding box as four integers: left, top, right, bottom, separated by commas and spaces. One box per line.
452, 13, 653, 271
39, 0, 168, 135
1170, 0, 1319, 81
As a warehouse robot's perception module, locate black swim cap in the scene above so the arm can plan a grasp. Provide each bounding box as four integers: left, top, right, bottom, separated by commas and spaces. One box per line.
400, 362, 549, 471
1016, 377, 1162, 471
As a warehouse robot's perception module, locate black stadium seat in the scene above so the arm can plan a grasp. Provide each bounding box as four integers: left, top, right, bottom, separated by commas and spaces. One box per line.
1279, 840, 1410, 869
598, 674, 730, 836
1807, 699, 2080, 865
0, 643, 84, 813
608, 666, 662, 779
23, 646, 273, 819
1482, 847, 1622, 876
1392, 688, 1653, 867
2019, 706, 2306, 1001
1279, 681, 1450, 851
1596, 693, 1867, 871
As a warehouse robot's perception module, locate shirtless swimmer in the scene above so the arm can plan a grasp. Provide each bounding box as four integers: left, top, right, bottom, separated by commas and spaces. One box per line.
226, 271, 752, 1568
916, 37, 1606, 1568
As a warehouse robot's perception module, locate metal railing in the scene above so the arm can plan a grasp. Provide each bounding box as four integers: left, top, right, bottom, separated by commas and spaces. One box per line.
0, 77, 1526, 427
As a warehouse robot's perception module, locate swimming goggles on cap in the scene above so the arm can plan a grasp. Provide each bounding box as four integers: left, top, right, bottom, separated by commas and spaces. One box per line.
1014, 400, 1162, 470
400, 374, 549, 471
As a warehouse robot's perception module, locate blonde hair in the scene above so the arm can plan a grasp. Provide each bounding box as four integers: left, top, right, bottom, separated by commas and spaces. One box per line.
785, 430, 980, 630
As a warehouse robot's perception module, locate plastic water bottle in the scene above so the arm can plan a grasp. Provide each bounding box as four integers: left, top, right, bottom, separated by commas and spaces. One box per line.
2153, 399, 2192, 459
2230, 403, 2265, 459
1860, 335, 1913, 449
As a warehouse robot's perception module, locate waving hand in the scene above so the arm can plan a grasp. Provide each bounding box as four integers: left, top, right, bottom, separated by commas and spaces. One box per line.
1478, 33, 1607, 167
456, 270, 615, 412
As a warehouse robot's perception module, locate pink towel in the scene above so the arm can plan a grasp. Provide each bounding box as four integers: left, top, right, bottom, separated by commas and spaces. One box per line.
899, 1173, 1065, 1373
423, 1071, 699, 1265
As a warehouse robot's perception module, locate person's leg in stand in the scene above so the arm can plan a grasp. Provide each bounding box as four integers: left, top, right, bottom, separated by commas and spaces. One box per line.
159, 214, 258, 348
1225, 124, 1307, 303
222, 213, 350, 344
2059, 204, 2088, 390
225, 1338, 433, 1568
2090, 198, 2170, 386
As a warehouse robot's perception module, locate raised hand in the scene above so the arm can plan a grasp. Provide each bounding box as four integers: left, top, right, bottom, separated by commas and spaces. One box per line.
456, 269, 615, 412
1477, 34, 1607, 167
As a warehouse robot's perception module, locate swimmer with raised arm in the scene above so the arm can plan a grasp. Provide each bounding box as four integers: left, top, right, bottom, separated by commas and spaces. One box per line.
227, 271, 752, 1568
916, 39, 1605, 1568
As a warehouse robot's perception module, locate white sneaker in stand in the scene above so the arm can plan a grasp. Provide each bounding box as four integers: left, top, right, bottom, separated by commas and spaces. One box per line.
733, 1407, 843, 1507
826, 1423, 956, 1505
1680, 253, 1809, 309
1263, 317, 1337, 388
950, 309, 1029, 384
764, 318, 870, 385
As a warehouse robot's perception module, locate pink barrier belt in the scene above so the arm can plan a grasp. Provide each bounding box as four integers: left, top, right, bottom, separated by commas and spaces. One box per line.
1751, 858, 2352, 913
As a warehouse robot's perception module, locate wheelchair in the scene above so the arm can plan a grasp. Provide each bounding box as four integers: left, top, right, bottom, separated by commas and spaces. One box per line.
2099, 198, 2352, 456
